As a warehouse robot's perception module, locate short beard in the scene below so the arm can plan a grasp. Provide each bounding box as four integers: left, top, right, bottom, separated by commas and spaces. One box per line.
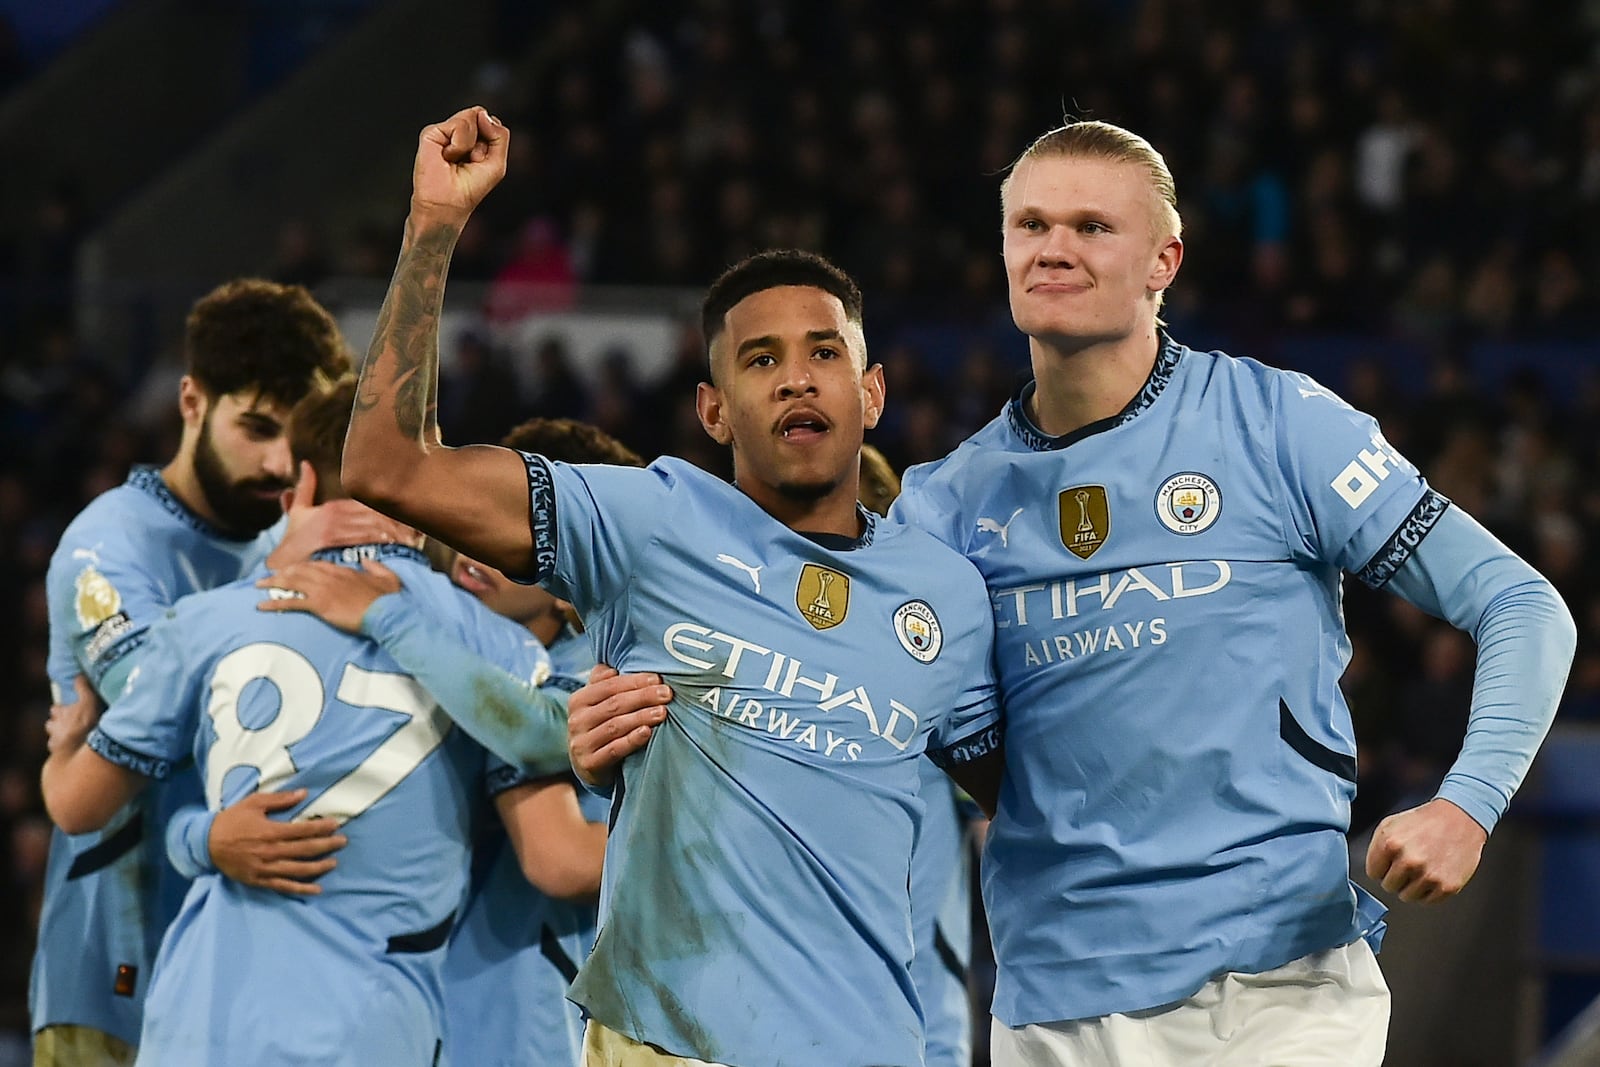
773, 475, 842, 503
192, 415, 288, 535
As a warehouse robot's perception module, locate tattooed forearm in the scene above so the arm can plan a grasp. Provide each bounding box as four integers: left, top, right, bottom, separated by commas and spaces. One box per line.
354, 219, 460, 441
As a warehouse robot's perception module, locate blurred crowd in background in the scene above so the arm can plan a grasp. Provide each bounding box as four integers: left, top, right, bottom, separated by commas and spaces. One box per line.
1, 0, 1598, 1045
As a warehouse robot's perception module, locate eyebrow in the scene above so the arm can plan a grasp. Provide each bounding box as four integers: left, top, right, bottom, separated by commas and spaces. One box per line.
1010, 203, 1117, 219
735, 329, 846, 358
237, 410, 283, 432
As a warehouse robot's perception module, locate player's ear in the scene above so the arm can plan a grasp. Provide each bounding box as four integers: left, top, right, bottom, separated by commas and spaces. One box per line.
297, 459, 318, 497
696, 381, 733, 446
177, 376, 209, 430
862, 363, 886, 431
1147, 234, 1183, 295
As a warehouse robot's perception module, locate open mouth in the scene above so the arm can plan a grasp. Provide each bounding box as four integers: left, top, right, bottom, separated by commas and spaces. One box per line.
778, 409, 830, 441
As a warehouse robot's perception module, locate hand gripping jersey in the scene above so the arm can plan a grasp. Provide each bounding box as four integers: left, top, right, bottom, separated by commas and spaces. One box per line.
88, 545, 546, 1066
517, 455, 1001, 1067
443, 625, 607, 1067
896, 336, 1425, 1026
35, 466, 276, 1044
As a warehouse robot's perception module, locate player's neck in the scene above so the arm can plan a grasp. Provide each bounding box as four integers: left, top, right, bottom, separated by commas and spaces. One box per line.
160, 452, 227, 531
737, 476, 864, 540
1026, 328, 1161, 438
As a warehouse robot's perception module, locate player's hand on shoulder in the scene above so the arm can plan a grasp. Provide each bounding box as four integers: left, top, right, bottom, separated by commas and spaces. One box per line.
45, 675, 102, 755
210, 788, 346, 896
256, 559, 403, 633
411, 106, 508, 227
1365, 796, 1488, 904
567, 664, 670, 790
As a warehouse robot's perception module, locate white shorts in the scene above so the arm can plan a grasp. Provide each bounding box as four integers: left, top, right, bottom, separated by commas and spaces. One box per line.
991, 938, 1390, 1067
581, 1021, 731, 1067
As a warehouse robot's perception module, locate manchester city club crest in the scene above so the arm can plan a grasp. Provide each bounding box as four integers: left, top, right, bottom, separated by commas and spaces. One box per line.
1155, 472, 1222, 534
893, 600, 943, 663
796, 563, 849, 631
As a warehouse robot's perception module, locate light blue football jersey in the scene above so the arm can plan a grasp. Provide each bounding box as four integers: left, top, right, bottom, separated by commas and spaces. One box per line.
909, 760, 975, 1067
516, 454, 1001, 1067
88, 545, 545, 1066
442, 624, 607, 1067
35, 466, 276, 1044
896, 336, 1422, 1026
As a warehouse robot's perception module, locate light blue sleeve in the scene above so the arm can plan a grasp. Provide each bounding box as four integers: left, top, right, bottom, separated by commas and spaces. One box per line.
87, 608, 204, 780
45, 589, 82, 707
889, 459, 966, 552
1382, 505, 1577, 833
514, 453, 677, 616
481, 670, 593, 796
926, 565, 1003, 768
46, 532, 167, 703
360, 592, 572, 778
1272, 371, 1435, 575
165, 803, 216, 878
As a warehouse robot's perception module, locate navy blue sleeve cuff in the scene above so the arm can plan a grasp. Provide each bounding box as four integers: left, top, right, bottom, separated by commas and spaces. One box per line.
1355, 490, 1450, 589
88, 727, 173, 780
509, 450, 558, 586
928, 722, 1003, 770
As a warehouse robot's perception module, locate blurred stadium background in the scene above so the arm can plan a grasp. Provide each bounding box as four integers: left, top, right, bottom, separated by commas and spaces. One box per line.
1, 1, 1598, 1064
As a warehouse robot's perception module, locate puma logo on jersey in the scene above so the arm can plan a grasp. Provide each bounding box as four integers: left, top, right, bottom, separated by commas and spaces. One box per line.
716, 553, 762, 593
1289, 373, 1346, 407
976, 508, 1024, 547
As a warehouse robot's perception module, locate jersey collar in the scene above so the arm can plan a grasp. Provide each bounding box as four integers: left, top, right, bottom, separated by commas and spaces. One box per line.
1005, 332, 1184, 452
310, 543, 430, 567
798, 505, 876, 551
127, 464, 255, 541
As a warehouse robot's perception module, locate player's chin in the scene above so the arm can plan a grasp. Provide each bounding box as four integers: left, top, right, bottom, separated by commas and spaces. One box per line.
216, 492, 286, 534
774, 472, 843, 503
1015, 306, 1105, 342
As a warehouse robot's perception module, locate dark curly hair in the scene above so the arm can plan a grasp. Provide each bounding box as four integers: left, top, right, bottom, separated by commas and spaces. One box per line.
500, 417, 644, 467
185, 279, 351, 406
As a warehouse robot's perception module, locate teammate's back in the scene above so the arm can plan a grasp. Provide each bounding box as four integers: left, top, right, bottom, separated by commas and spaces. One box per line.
94, 547, 524, 1066
33, 277, 349, 1063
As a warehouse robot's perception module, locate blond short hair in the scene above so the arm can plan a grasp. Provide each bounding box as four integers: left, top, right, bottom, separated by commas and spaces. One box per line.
1001, 120, 1183, 242
857, 444, 901, 517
